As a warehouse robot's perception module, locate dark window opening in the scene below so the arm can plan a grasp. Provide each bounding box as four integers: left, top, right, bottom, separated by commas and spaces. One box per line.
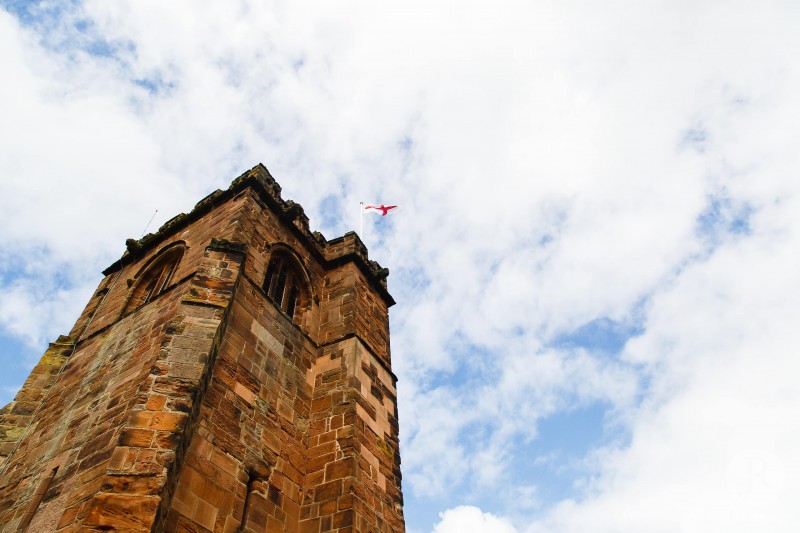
262, 253, 307, 324
124, 247, 183, 315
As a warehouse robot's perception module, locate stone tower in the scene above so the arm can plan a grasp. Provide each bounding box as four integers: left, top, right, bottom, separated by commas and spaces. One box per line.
0, 164, 404, 532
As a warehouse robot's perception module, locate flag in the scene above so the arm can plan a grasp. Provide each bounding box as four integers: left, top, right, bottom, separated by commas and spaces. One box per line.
362, 203, 401, 216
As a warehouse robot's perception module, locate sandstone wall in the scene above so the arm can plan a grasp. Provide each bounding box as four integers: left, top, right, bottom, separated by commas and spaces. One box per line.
0, 241, 245, 531
303, 337, 403, 532
164, 272, 317, 531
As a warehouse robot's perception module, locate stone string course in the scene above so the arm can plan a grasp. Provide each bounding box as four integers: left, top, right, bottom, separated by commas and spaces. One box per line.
0, 164, 404, 532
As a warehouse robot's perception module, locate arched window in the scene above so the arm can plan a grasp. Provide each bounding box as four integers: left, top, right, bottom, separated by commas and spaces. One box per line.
123, 245, 184, 314
263, 251, 307, 323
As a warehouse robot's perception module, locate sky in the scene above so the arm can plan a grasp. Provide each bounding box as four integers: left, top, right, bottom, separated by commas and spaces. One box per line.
1, 1, 799, 531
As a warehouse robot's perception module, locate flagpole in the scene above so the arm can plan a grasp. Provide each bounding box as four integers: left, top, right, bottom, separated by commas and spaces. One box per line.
359, 202, 364, 238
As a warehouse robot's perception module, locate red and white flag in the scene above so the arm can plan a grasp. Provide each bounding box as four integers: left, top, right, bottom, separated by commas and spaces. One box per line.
362, 203, 401, 216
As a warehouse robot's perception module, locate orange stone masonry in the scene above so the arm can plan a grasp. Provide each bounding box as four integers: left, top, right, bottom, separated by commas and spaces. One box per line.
0, 164, 404, 532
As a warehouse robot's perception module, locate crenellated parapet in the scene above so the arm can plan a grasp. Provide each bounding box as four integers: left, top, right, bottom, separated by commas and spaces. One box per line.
105, 163, 393, 306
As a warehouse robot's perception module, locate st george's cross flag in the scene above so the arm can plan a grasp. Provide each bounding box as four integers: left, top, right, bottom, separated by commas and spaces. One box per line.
360, 202, 401, 237
362, 203, 401, 216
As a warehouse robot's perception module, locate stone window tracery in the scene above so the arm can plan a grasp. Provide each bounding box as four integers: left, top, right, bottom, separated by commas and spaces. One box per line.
263, 251, 307, 324
123, 245, 184, 315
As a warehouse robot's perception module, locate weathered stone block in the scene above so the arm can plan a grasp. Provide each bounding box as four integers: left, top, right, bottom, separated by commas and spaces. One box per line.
84, 493, 160, 529
119, 428, 155, 448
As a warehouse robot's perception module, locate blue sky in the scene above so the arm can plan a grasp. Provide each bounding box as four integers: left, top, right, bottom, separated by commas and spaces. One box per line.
2, 2, 800, 532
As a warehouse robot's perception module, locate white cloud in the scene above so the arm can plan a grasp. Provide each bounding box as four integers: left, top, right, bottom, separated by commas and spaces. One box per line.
433, 506, 518, 533
523, 148, 800, 532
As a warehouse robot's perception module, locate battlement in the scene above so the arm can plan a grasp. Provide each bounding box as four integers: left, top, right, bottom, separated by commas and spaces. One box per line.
105, 163, 393, 305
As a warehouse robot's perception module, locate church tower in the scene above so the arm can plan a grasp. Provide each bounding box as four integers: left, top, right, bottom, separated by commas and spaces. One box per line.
0, 164, 404, 532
